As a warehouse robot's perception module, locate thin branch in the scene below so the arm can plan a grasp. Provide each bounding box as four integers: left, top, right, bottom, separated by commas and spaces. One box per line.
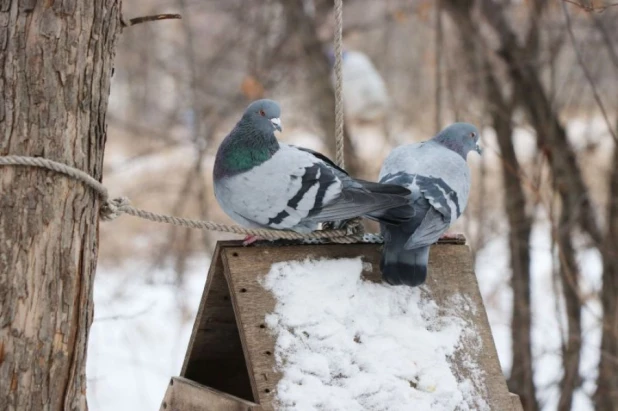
562, 2, 618, 143
94, 303, 155, 322
563, 0, 618, 12
122, 14, 181, 28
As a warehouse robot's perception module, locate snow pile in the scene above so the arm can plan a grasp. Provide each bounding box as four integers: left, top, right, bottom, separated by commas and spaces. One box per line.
261, 257, 489, 411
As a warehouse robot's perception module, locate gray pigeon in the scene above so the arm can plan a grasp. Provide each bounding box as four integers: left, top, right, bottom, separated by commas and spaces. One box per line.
213, 99, 412, 238
378, 123, 482, 286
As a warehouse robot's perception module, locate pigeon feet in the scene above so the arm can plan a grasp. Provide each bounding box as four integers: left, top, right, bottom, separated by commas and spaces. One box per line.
242, 235, 261, 246
439, 233, 460, 240
437, 233, 466, 244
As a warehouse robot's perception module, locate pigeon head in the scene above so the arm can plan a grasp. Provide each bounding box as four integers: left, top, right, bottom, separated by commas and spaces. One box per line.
434, 123, 482, 159
213, 99, 282, 179
242, 99, 282, 133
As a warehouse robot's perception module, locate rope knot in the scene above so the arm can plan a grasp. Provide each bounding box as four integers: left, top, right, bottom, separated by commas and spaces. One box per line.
345, 218, 364, 236
100, 196, 131, 221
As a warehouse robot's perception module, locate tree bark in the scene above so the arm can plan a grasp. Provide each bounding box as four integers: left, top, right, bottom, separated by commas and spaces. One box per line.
0, 1, 120, 410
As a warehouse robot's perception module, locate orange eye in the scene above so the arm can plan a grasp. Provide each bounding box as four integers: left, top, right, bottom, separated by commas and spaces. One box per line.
259, 109, 266, 117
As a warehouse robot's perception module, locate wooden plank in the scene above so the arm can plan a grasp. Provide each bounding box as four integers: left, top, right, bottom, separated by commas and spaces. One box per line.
424, 244, 515, 410
160, 377, 261, 411
181, 243, 254, 402
509, 392, 524, 411
220, 241, 514, 410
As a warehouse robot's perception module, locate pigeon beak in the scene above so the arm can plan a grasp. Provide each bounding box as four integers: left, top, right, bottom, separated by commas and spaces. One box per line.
475, 144, 483, 155
270, 117, 282, 132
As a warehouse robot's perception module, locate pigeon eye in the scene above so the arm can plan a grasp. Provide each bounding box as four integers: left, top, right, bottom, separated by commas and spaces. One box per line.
469, 132, 476, 138
259, 109, 266, 117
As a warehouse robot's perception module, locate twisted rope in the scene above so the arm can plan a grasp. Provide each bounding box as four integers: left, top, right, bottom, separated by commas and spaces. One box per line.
0, 156, 363, 243
333, 0, 345, 169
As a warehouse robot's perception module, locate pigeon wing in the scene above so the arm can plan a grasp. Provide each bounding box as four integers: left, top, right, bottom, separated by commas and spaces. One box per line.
380, 172, 455, 249
215, 145, 343, 231
405, 175, 460, 248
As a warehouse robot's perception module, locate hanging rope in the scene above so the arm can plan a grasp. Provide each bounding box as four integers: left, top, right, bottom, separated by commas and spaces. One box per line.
0, 2, 362, 244
333, 0, 345, 169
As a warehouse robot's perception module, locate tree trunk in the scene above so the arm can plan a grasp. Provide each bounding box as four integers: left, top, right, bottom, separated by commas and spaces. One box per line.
0, 2, 120, 410
596, 142, 618, 410
556, 198, 582, 411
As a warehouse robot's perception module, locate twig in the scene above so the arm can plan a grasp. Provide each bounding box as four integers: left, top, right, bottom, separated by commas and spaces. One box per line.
94, 303, 155, 322
563, 0, 618, 12
122, 14, 181, 28
562, 1, 618, 143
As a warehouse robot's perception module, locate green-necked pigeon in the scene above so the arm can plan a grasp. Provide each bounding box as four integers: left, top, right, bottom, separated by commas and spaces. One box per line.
213, 99, 412, 240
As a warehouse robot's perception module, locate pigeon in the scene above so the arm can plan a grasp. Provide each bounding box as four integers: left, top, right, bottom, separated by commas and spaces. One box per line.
213, 99, 412, 239
378, 123, 482, 287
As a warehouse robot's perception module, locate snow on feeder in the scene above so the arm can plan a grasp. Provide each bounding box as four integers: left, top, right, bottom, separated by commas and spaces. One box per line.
159, 239, 523, 411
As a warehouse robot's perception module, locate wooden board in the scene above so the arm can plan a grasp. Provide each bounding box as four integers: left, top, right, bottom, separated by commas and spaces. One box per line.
510, 393, 524, 411
160, 377, 260, 411
179, 239, 522, 410
181, 242, 254, 402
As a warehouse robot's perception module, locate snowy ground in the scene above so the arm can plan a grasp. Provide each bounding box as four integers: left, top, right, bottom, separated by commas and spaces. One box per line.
87, 257, 208, 411
87, 222, 603, 410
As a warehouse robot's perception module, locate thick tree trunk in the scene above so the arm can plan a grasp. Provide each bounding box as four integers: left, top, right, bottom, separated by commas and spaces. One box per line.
0, 1, 120, 410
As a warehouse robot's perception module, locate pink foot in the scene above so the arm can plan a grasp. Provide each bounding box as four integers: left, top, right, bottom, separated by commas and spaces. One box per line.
439, 233, 460, 240
242, 235, 261, 246
438, 233, 465, 244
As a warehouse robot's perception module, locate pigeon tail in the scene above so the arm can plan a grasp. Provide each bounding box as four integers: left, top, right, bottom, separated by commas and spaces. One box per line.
365, 204, 412, 225
380, 245, 429, 287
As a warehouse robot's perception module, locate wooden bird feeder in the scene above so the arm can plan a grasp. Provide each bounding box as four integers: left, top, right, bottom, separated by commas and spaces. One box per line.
159, 239, 523, 411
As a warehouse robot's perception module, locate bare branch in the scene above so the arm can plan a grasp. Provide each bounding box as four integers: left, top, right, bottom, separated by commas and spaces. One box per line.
561, 1, 618, 143
563, 0, 618, 12
122, 13, 181, 28
94, 303, 155, 322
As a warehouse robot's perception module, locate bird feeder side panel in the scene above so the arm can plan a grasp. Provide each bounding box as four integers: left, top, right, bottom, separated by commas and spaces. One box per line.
180, 242, 255, 403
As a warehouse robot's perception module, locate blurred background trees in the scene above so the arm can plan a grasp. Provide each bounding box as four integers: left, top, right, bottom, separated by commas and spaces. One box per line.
93, 0, 617, 410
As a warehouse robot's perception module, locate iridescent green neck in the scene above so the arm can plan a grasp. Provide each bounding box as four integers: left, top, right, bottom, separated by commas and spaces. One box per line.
214, 120, 280, 179
224, 145, 274, 171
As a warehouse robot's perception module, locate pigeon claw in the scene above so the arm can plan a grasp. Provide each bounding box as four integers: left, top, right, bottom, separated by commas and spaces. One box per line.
437, 232, 466, 244
242, 235, 261, 246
